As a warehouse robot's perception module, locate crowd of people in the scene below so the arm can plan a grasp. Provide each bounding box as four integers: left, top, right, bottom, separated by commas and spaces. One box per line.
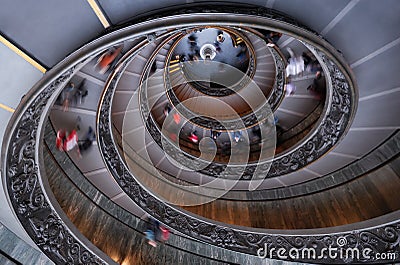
56, 115, 96, 158
55, 44, 125, 157
55, 28, 324, 177
174, 29, 250, 65
161, 103, 278, 160
55, 78, 96, 158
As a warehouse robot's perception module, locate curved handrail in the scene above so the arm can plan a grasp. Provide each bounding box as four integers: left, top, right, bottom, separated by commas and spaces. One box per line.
279, 102, 324, 142
274, 101, 324, 154
146, 27, 290, 164
96, 8, 399, 265
2, 56, 114, 264
237, 26, 288, 113
162, 27, 285, 131
222, 130, 400, 200
9, 5, 400, 265
0, 9, 195, 264
138, 26, 290, 166
43, 122, 261, 264
115, 104, 400, 201
112, 78, 400, 219
90, 4, 393, 200
135, 26, 350, 179
110, 30, 183, 133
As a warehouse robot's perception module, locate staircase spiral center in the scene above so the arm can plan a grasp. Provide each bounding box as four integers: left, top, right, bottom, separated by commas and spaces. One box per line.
200, 43, 217, 60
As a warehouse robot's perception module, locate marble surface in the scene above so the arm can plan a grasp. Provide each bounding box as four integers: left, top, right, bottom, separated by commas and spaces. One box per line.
0, 223, 53, 265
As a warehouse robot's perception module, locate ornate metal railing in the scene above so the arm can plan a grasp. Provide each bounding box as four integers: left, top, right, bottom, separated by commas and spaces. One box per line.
136, 26, 287, 170
0, 12, 184, 265
99, 7, 397, 265
44, 121, 262, 265
5, 5, 400, 265
223, 130, 400, 200
264, 44, 286, 110
2, 60, 114, 264
162, 26, 286, 131
136, 31, 352, 180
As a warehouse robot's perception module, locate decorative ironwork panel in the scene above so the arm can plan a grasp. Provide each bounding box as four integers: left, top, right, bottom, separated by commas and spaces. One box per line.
137, 40, 352, 179
5, 5, 398, 265
4, 67, 110, 265
162, 31, 285, 131
97, 7, 398, 265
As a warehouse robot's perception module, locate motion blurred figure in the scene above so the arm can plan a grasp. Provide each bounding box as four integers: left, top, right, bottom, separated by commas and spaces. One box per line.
95, 45, 123, 74
188, 130, 199, 143
285, 47, 304, 77
60, 82, 75, 111
78, 126, 96, 153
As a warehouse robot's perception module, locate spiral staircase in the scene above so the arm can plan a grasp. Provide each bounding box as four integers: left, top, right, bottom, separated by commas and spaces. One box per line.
1, 1, 400, 264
